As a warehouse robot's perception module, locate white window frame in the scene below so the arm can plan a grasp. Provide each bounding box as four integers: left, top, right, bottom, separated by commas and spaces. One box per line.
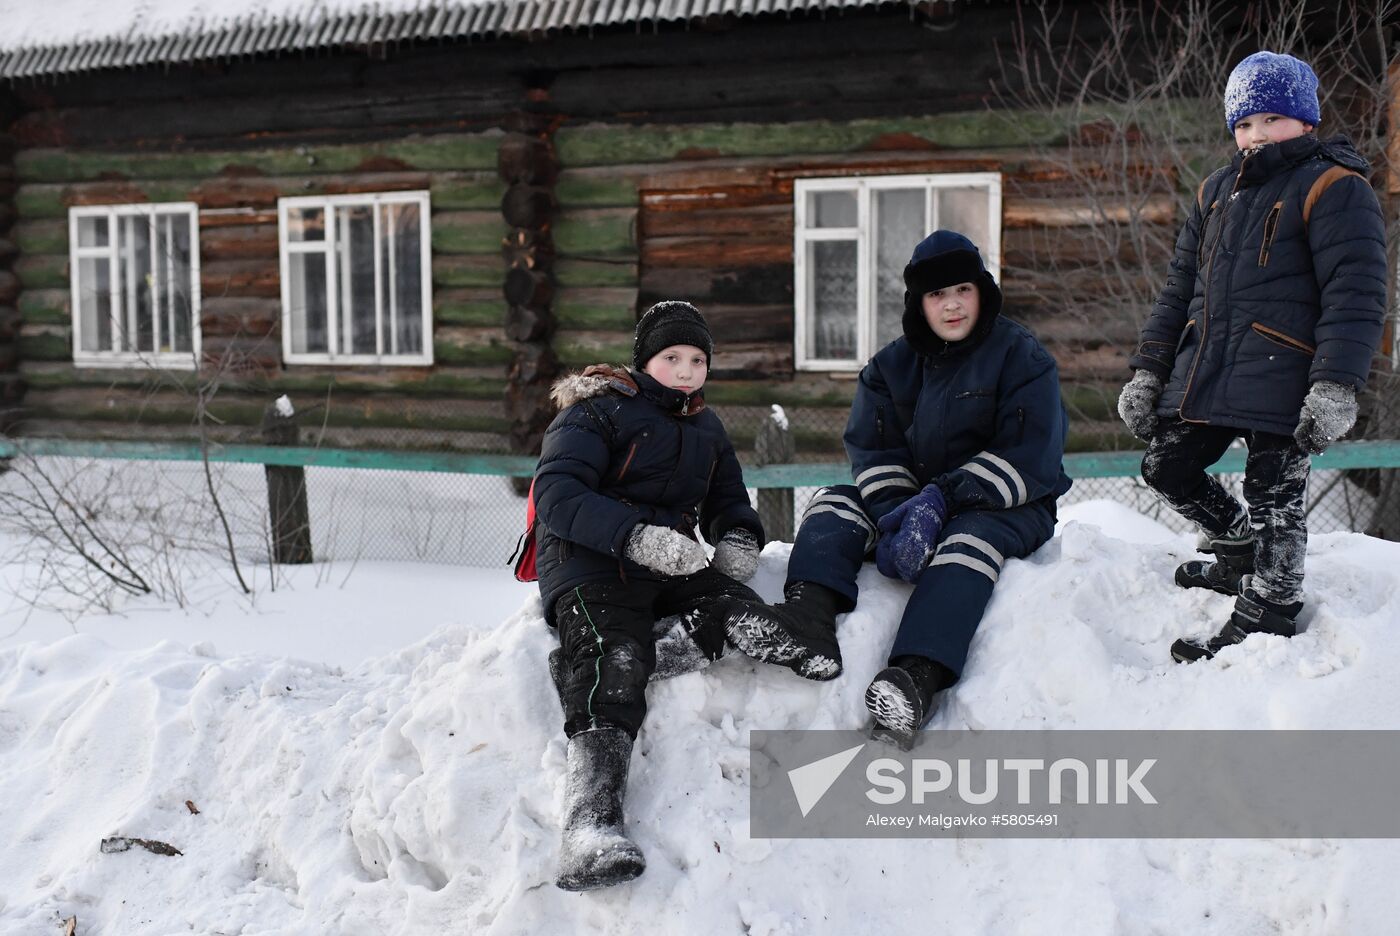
793, 172, 1003, 372
278, 190, 434, 366
68, 202, 202, 370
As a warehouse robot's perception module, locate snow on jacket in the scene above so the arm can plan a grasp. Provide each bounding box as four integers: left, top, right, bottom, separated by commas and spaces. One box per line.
846, 263, 1072, 525
533, 364, 764, 623
1129, 134, 1387, 436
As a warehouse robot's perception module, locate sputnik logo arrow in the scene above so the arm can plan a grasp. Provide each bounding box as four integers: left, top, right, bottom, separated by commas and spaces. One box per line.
787, 744, 865, 818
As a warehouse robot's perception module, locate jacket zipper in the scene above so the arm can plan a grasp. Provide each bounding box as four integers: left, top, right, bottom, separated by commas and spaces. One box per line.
1180, 156, 1249, 423
1257, 201, 1283, 267
876, 405, 886, 447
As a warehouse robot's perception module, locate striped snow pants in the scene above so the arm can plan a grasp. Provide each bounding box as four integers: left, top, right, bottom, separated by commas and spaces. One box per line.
785, 485, 1056, 677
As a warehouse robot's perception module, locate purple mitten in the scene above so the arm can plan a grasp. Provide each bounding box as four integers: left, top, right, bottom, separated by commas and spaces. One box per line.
875, 484, 948, 583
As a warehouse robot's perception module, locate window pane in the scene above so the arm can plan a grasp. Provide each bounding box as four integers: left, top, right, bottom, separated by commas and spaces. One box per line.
336, 205, 377, 355
937, 187, 991, 259
167, 214, 195, 354
288, 207, 326, 242
808, 190, 857, 228
77, 216, 108, 248
77, 257, 112, 352
119, 215, 153, 354
809, 240, 858, 361
380, 203, 424, 357
289, 252, 328, 354
875, 189, 925, 350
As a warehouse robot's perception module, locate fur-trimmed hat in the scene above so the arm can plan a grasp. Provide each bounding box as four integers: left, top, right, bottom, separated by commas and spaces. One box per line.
633, 300, 713, 370
1224, 51, 1320, 132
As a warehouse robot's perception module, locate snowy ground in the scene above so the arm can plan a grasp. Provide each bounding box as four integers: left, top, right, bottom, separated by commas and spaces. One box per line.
2, 500, 1399, 934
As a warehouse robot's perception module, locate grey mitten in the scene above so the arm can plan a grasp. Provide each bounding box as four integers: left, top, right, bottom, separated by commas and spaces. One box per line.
1117, 369, 1164, 442
624, 524, 708, 577
711, 528, 760, 582
1294, 380, 1358, 455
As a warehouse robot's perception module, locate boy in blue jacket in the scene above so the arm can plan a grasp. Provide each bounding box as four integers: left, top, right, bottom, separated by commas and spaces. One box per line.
1117, 51, 1387, 662
720, 231, 1072, 735
533, 301, 780, 891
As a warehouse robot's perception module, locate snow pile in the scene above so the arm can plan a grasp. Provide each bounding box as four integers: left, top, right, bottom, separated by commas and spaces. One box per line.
2, 500, 1400, 933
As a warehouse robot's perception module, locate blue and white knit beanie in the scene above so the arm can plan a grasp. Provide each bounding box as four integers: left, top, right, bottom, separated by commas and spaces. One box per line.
1223, 51, 1320, 132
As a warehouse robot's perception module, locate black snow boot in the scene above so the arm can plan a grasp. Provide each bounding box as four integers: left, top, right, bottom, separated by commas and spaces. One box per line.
1171, 584, 1302, 664
865, 655, 955, 737
1175, 521, 1254, 597
717, 581, 843, 681
555, 727, 646, 891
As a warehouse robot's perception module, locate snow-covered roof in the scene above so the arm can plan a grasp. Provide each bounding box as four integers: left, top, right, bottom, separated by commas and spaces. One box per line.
0, 0, 927, 79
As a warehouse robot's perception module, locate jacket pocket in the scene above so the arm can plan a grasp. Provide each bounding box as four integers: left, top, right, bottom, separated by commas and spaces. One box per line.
1174, 318, 1197, 356
1258, 201, 1284, 267
1251, 322, 1315, 355
614, 441, 639, 483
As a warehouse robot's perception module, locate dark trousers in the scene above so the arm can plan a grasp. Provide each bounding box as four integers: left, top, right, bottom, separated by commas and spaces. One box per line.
784, 485, 1056, 679
1141, 418, 1310, 604
553, 567, 760, 738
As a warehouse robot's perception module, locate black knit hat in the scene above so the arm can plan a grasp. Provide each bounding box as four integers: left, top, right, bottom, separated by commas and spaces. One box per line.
633, 300, 714, 370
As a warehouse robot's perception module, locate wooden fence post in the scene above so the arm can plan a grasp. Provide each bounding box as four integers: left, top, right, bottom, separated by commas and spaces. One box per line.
754, 404, 795, 542
262, 396, 313, 564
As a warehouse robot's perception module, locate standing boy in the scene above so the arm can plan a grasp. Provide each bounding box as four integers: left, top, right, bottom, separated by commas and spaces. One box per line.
1117, 51, 1388, 662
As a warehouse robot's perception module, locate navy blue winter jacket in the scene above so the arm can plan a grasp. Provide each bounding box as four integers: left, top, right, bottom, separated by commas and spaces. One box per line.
1129, 134, 1387, 436
533, 365, 764, 623
846, 260, 1072, 524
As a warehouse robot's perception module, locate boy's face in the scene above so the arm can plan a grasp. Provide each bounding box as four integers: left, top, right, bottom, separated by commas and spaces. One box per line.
1233, 112, 1314, 151
643, 343, 708, 393
921, 282, 981, 343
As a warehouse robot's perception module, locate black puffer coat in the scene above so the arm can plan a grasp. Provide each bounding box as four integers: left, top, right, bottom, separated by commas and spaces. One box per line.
533, 365, 764, 624
1129, 134, 1387, 436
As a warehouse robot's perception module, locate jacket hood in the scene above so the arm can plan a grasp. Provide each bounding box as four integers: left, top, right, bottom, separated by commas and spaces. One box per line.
550, 364, 637, 409
550, 364, 707, 415
901, 230, 1003, 358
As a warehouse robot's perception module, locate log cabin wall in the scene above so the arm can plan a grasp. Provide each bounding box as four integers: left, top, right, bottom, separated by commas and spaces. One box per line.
4, 3, 1160, 453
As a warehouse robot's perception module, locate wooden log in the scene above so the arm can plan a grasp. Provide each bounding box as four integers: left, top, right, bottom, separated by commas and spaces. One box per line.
639, 264, 793, 307
643, 236, 790, 269
17, 288, 66, 322
434, 255, 505, 289
501, 185, 556, 229
555, 287, 637, 330
13, 219, 65, 255
498, 135, 557, 186
433, 326, 515, 367
432, 211, 508, 255
435, 289, 504, 327
550, 257, 635, 289
15, 132, 504, 184
504, 305, 555, 343
500, 227, 555, 270
201, 224, 279, 261
15, 172, 499, 218
503, 266, 555, 310
556, 171, 641, 209
553, 209, 637, 256
642, 204, 792, 239
262, 399, 313, 565
509, 343, 560, 385
200, 297, 281, 337
201, 260, 280, 299
1003, 195, 1178, 229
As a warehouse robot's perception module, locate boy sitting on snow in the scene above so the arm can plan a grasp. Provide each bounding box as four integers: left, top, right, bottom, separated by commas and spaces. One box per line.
1117, 51, 1387, 662
716, 231, 1072, 737
533, 301, 806, 891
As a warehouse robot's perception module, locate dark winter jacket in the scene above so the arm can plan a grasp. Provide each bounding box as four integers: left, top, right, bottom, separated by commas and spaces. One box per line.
533, 365, 764, 624
1129, 134, 1387, 436
847, 266, 1072, 525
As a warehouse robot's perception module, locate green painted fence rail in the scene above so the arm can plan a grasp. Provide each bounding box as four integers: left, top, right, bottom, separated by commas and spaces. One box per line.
3, 437, 1400, 485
